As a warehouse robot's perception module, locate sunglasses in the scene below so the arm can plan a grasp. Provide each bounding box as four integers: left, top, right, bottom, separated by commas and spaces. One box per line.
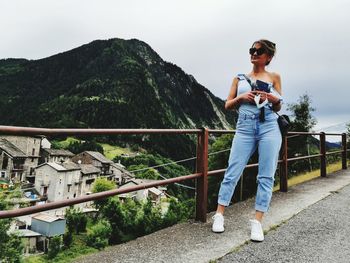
249, 47, 266, 56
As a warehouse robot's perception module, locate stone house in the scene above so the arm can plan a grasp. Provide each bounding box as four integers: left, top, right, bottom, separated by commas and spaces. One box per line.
0, 138, 27, 182
118, 179, 166, 205
11, 229, 42, 254
78, 164, 101, 194
1, 135, 42, 181
72, 151, 114, 178
110, 162, 134, 186
35, 162, 81, 202
39, 148, 74, 164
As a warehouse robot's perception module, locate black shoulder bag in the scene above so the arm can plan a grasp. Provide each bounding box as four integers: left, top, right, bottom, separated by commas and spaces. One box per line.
243, 75, 290, 136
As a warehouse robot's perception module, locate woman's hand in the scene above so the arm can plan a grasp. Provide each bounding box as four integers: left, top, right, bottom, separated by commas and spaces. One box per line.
252, 91, 280, 105
237, 91, 256, 104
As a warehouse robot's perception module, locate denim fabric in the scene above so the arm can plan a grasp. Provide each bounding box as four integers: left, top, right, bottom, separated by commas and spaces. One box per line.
218, 111, 282, 212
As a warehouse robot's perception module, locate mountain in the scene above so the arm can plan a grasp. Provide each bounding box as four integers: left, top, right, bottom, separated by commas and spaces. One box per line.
0, 38, 235, 159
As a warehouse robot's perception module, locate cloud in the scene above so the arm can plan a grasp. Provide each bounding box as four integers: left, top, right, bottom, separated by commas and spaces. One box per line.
1, 0, 349, 130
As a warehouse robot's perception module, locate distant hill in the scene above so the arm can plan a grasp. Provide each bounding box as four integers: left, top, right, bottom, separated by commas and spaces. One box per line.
0, 38, 235, 159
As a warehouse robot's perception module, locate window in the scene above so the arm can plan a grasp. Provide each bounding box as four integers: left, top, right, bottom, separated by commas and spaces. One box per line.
67, 185, 71, 192
32, 148, 35, 155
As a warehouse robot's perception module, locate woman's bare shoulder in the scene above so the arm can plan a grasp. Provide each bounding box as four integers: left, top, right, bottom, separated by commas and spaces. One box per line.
268, 72, 281, 80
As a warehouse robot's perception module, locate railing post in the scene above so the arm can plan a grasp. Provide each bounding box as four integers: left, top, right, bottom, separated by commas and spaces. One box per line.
320, 132, 327, 177
342, 133, 347, 170
195, 128, 208, 222
280, 135, 288, 192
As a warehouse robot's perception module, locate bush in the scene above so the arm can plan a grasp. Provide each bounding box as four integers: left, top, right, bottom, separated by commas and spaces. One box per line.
86, 220, 112, 250
48, 236, 61, 259
62, 231, 73, 248
65, 207, 87, 234
92, 178, 116, 211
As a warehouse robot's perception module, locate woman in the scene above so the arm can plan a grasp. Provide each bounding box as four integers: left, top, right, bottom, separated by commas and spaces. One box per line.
212, 39, 282, 242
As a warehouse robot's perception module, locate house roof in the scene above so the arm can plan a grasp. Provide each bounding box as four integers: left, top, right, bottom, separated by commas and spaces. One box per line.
61, 162, 80, 171
118, 179, 163, 196
42, 148, 74, 156
0, 138, 27, 158
79, 164, 101, 175
11, 229, 42, 237
36, 162, 80, 172
32, 213, 65, 223
85, 151, 113, 164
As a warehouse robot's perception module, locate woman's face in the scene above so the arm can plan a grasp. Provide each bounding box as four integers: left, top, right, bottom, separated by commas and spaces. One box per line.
250, 43, 271, 66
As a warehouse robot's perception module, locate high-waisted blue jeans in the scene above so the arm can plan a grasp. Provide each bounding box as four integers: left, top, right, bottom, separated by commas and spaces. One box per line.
218, 112, 282, 212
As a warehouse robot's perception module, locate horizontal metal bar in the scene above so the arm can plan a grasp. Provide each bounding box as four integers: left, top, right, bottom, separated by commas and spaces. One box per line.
287, 154, 322, 162
324, 133, 344, 136
207, 129, 236, 134
207, 169, 226, 176
207, 162, 261, 177
0, 172, 202, 219
325, 150, 344, 155
0, 126, 202, 136
287, 132, 322, 136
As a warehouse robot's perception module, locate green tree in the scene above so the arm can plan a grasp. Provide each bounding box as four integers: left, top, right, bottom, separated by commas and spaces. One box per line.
65, 207, 87, 234
287, 93, 317, 132
62, 231, 73, 248
67, 140, 104, 154
48, 236, 61, 259
86, 219, 112, 250
163, 197, 194, 227
138, 199, 163, 235
0, 193, 24, 262
287, 93, 317, 174
120, 198, 143, 239
92, 178, 116, 212
347, 123, 350, 150
100, 197, 125, 244
114, 153, 193, 200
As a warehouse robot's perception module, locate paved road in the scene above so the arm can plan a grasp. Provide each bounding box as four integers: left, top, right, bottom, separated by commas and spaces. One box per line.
219, 184, 350, 263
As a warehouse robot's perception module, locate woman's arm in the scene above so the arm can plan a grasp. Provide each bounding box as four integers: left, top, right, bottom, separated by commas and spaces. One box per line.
225, 77, 255, 110
225, 77, 240, 110
269, 72, 282, 112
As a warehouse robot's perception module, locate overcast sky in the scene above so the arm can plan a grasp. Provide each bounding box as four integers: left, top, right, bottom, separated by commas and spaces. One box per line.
1, 0, 349, 138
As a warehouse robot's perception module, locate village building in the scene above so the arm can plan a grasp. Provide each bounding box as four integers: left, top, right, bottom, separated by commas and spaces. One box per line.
118, 179, 166, 205
0, 138, 27, 182
1, 135, 42, 181
72, 151, 114, 178
78, 164, 101, 194
40, 137, 51, 149
31, 213, 66, 252
11, 229, 42, 254
35, 162, 81, 202
39, 148, 74, 164
110, 162, 134, 185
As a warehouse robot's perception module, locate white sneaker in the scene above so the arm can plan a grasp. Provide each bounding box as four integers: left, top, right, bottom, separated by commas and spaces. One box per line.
212, 213, 224, 233
250, 219, 264, 241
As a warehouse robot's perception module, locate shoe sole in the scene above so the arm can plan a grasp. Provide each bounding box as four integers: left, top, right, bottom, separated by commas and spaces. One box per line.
212, 228, 225, 233
250, 238, 264, 242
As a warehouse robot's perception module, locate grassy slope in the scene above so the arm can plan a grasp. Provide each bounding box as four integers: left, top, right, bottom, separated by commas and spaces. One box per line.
274, 160, 346, 191
53, 137, 133, 160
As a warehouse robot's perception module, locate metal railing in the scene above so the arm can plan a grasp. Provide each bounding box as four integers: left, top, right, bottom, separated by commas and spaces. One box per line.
0, 126, 348, 222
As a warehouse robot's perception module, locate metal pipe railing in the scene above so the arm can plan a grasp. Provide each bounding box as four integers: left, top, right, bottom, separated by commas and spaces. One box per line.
0, 126, 348, 222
